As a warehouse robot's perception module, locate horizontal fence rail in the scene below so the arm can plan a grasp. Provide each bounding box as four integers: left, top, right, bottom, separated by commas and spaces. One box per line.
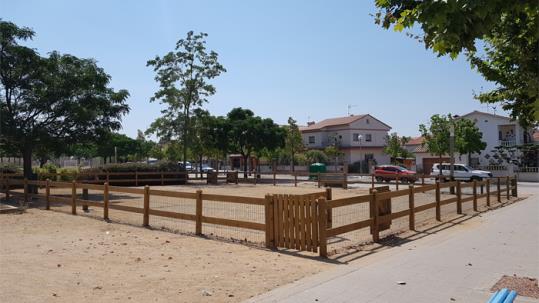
0, 175, 519, 258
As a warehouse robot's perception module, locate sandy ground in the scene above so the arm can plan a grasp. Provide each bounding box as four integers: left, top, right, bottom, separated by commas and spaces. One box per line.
0, 208, 332, 303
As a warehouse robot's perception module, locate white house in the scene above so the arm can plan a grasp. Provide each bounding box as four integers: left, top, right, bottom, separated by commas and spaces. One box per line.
405, 111, 535, 173
300, 114, 391, 168
458, 111, 534, 166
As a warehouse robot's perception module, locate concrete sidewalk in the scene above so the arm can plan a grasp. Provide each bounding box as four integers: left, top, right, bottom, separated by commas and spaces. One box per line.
248, 183, 539, 303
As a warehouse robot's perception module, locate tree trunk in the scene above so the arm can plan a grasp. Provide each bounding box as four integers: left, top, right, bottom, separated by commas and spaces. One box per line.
291, 152, 295, 172
39, 157, 47, 168
243, 154, 249, 178
22, 146, 33, 179
438, 154, 443, 177
468, 152, 472, 166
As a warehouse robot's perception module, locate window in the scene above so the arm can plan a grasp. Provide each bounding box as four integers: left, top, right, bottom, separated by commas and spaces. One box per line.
308, 136, 315, 144
365, 134, 372, 142
353, 133, 360, 141
366, 119, 370, 124
498, 131, 502, 140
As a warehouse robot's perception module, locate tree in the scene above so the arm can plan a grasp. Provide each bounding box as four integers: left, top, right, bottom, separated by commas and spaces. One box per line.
419, 114, 451, 175
226, 108, 284, 177
284, 117, 304, 172
0, 21, 129, 179
454, 118, 487, 164
147, 31, 226, 167
305, 150, 329, 164
384, 133, 412, 164
374, 1, 538, 127
324, 146, 344, 171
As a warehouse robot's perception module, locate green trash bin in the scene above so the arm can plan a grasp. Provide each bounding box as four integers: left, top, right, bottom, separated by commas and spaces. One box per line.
309, 162, 327, 180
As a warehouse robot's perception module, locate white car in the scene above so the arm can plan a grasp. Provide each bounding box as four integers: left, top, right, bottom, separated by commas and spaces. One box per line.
431, 163, 492, 181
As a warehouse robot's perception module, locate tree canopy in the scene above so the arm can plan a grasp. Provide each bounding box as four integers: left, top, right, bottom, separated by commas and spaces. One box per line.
384, 133, 413, 163
147, 31, 226, 166
375, 0, 538, 127
0, 20, 129, 178
283, 117, 304, 171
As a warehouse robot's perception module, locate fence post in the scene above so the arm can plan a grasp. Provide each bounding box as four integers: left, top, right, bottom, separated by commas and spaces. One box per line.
486, 179, 491, 207
161, 173, 164, 185
456, 181, 462, 214
344, 173, 348, 190
512, 176, 517, 197
505, 176, 510, 200
196, 190, 203, 235
421, 174, 425, 186
294, 173, 297, 187
370, 190, 379, 242
103, 182, 109, 220
408, 185, 415, 230
135, 171, 138, 187
106, 172, 109, 184
71, 181, 77, 215
326, 187, 333, 228
472, 180, 478, 212
371, 174, 374, 189
265, 194, 275, 249
45, 179, 50, 210
23, 178, 28, 203
143, 185, 150, 227
318, 197, 327, 257
273, 169, 276, 186
317, 173, 321, 188
82, 188, 89, 212
497, 177, 501, 202
435, 181, 441, 221
396, 175, 399, 190
5, 178, 9, 200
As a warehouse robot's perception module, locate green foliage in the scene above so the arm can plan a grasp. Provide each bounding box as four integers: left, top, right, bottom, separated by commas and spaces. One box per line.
83, 161, 183, 174
374, 1, 538, 127
147, 31, 226, 165
305, 150, 329, 164
226, 108, 285, 173
284, 117, 304, 170
0, 163, 21, 174
0, 20, 129, 178
454, 118, 487, 159
419, 114, 451, 159
384, 133, 412, 163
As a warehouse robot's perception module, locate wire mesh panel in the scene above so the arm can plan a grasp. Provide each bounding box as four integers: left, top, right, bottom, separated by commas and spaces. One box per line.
327, 200, 371, 253
201, 196, 266, 245
148, 190, 197, 235
106, 186, 145, 226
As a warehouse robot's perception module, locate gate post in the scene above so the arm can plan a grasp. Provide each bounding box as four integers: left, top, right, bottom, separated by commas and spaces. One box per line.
486, 179, 491, 207
265, 194, 275, 249
45, 179, 50, 210
143, 185, 150, 227
325, 187, 333, 228
370, 190, 379, 242
71, 181, 77, 215
196, 190, 203, 235
511, 176, 517, 197
435, 181, 441, 221
408, 185, 415, 230
456, 181, 462, 214
472, 180, 478, 211
318, 197, 327, 257
506, 176, 510, 200
497, 177, 501, 202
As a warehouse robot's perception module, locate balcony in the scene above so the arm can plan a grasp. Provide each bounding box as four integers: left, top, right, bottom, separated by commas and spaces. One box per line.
499, 139, 517, 147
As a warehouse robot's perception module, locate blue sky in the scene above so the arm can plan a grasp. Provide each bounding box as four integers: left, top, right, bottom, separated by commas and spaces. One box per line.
2, 0, 502, 138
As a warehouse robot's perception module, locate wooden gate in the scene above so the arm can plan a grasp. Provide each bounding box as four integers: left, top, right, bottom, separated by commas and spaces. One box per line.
270, 194, 322, 253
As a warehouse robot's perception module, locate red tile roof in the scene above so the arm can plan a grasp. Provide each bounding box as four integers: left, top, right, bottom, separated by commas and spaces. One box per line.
300, 115, 366, 131
406, 136, 425, 146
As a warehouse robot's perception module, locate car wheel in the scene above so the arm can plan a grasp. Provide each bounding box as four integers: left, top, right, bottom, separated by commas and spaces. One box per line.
471, 176, 482, 181
375, 177, 383, 182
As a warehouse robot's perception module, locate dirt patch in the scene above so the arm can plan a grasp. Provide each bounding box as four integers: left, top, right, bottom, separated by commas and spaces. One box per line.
491, 275, 539, 299
0, 209, 332, 303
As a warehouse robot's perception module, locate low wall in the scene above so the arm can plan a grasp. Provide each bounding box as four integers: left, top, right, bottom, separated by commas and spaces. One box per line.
518, 172, 539, 182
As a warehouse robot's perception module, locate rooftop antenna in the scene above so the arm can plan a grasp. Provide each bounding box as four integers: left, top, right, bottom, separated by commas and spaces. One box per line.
347, 104, 357, 116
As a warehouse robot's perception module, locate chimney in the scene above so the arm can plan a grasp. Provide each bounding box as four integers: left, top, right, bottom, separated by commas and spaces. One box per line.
307, 121, 315, 126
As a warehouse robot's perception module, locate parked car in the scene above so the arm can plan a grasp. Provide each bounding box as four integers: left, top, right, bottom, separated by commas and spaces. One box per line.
431, 163, 492, 181
374, 165, 417, 183
196, 164, 215, 173
178, 161, 193, 171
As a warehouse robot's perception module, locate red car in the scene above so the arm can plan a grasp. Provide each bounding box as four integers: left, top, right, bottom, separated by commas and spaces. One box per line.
374, 165, 417, 183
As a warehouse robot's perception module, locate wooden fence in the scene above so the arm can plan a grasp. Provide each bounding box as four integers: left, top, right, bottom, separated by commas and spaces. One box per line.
0, 176, 518, 258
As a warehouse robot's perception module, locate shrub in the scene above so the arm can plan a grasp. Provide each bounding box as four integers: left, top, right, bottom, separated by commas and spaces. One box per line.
0, 163, 21, 174
82, 161, 184, 174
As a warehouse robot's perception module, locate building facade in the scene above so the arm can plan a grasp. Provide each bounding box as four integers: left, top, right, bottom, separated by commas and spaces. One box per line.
300, 114, 391, 169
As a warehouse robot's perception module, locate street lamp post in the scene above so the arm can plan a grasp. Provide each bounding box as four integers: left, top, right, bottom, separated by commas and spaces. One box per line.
449, 123, 455, 194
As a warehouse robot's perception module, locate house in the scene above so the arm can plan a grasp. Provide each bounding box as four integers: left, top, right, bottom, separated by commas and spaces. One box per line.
405, 111, 536, 172
300, 114, 391, 170
457, 111, 534, 166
